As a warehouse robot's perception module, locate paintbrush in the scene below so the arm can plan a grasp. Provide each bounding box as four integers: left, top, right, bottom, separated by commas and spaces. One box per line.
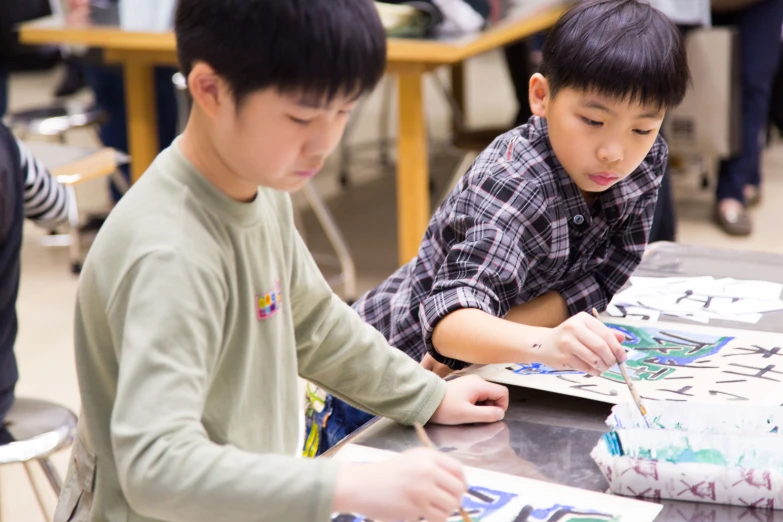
591, 309, 652, 428
413, 423, 472, 522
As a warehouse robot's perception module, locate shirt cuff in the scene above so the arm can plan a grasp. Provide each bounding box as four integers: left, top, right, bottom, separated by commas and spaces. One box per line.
559, 275, 608, 317
419, 286, 497, 370
406, 375, 448, 426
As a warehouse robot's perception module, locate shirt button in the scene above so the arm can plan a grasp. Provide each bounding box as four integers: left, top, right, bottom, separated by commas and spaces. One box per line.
573, 215, 585, 225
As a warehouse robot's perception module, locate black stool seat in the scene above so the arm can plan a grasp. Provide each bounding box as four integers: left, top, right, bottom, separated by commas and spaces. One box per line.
7, 104, 107, 138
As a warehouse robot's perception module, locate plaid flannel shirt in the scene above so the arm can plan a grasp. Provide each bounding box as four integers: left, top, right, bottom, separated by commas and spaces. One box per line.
353, 116, 667, 369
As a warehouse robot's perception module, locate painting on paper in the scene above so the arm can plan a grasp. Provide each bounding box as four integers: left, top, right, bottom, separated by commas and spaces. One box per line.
473, 320, 783, 406
330, 444, 662, 522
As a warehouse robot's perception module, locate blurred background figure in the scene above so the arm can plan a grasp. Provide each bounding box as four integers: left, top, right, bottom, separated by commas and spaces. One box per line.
711, 0, 783, 236
65, 0, 178, 211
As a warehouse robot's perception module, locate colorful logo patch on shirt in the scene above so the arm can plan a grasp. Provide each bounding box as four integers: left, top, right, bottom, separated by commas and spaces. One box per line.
256, 279, 282, 320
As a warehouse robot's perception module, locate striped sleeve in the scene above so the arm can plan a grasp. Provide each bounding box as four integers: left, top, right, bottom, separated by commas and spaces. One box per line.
16, 139, 70, 228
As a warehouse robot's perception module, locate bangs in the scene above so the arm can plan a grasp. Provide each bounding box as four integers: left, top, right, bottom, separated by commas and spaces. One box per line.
539, 0, 690, 110
176, 0, 387, 106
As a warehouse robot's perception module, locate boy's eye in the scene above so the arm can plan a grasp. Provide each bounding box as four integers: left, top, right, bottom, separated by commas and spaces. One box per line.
580, 116, 603, 127
634, 129, 653, 136
288, 116, 312, 126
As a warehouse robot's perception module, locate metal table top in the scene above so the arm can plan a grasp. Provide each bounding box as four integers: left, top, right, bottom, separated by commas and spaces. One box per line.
332, 244, 783, 521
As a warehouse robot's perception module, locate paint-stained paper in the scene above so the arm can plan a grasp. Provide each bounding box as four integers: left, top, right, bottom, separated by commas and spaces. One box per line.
592, 403, 783, 509
472, 320, 783, 407
333, 444, 663, 521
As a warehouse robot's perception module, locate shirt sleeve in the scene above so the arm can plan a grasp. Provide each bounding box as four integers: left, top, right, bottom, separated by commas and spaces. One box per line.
559, 146, 667, 316
107, 249, 339, 522
291, 229, 447, 425
418, 172, 551, 370
17, 138, 70, 229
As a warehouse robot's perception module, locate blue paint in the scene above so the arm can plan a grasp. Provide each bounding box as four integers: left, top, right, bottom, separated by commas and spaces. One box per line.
510, 362, 581, 376
462, 486, 517, 518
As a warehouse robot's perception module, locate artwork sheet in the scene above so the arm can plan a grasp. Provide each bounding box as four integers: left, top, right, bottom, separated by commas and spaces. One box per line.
472, 319, 783, 406
331, 444, 662, 522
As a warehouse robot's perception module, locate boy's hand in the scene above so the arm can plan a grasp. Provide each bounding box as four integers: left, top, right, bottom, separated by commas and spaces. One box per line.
430, 375, 508, 424
333, 447, 467, 522
534, 312, 627, 376
421, 353, 454, 378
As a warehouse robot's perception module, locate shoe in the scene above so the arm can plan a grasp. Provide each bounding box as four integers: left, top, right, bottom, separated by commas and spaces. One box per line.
54, 58, 86, 98
714, 200, 752, 236
744, 185, 762, 208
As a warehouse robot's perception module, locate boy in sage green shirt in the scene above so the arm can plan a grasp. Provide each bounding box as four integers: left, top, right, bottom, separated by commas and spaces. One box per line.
52, 1, 509, 521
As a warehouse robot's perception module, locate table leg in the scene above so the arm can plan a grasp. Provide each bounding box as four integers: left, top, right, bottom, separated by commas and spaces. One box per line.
450, 62, 466, 135
122, 60, 159, 183
396, 70, 429, 266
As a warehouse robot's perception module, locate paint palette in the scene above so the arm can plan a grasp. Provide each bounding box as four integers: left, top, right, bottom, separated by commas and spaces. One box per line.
592, 402, 783, 510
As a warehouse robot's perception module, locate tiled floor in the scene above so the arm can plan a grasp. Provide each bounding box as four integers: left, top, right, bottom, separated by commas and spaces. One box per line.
4, 50, 783, 519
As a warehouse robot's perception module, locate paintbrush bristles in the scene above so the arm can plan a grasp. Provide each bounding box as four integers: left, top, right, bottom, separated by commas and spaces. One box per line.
412, 423, 472, 522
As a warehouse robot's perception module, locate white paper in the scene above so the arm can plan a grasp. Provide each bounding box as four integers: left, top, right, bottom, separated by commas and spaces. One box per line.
332, 444, 663, 522
609, 276, 783, 324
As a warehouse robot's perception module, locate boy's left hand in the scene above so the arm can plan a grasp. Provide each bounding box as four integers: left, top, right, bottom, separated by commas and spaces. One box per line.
429, 375, 509, 425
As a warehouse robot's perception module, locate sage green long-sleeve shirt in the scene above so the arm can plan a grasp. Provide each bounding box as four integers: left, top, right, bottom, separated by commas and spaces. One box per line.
54, 141, 447, 522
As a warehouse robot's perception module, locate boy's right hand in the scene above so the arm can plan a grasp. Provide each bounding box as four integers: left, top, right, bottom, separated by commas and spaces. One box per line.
533, 312, 627, 376
333, 447, 467, 521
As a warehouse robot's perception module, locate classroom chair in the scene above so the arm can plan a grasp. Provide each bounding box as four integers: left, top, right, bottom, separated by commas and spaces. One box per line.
5, 102, 106, 145
25, 142, 129, 274
0, 398, 77, 522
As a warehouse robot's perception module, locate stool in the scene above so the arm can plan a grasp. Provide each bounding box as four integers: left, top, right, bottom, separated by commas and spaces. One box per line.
0, 398, 77, 521
26, 143, 129, 274
5, 103, 107, 144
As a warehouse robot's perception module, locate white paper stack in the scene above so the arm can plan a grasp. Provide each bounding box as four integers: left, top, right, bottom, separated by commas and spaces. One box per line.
608, 277, 783, 324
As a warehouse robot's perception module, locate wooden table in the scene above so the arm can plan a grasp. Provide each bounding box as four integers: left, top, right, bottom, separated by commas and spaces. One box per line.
20, 1, 567, 265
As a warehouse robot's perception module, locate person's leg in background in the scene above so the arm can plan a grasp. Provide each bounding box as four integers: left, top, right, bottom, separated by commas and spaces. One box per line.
0, 66, 8, 118
713, 0, 783, 236
83, 63, 128, 204
84, 63, 179, 205
153, 66, 179, 152
648, 162, 677, 242
504, 38, 535, 127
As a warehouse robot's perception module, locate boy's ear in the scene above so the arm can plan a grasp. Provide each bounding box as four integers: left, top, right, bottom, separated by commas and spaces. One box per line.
187, 62, 229, 120
528, 73, 550, 118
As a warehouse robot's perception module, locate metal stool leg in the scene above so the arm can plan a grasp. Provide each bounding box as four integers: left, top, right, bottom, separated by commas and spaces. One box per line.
338, 97, 371, 187
378, 77, 394, 167
109, 170, 130, 195
65, 184, 83, 273
302, 183, 357, 301
0, 466, 5, 522
39, 458, 63, 495
23, 462, 52, 522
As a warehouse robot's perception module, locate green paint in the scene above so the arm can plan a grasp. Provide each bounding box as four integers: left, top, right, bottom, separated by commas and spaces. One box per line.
634, 446, 728, 465
603, 324, 733, 382
651, 416, 666, 429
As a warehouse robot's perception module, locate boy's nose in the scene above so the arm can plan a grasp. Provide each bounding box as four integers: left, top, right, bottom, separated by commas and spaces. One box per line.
305, 124, 344, 158
597, 142, 623, 164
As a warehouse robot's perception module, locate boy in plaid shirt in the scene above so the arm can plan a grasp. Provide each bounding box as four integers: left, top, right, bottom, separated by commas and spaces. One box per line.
305, 0, 690, 455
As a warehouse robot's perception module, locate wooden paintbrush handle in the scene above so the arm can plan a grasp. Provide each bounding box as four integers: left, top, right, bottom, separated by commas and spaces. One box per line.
413, 424, 472, 522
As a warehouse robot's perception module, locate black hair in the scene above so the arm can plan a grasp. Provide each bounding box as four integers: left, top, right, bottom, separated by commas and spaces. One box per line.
174, 0, 387, 106
538, 0, 690, 109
